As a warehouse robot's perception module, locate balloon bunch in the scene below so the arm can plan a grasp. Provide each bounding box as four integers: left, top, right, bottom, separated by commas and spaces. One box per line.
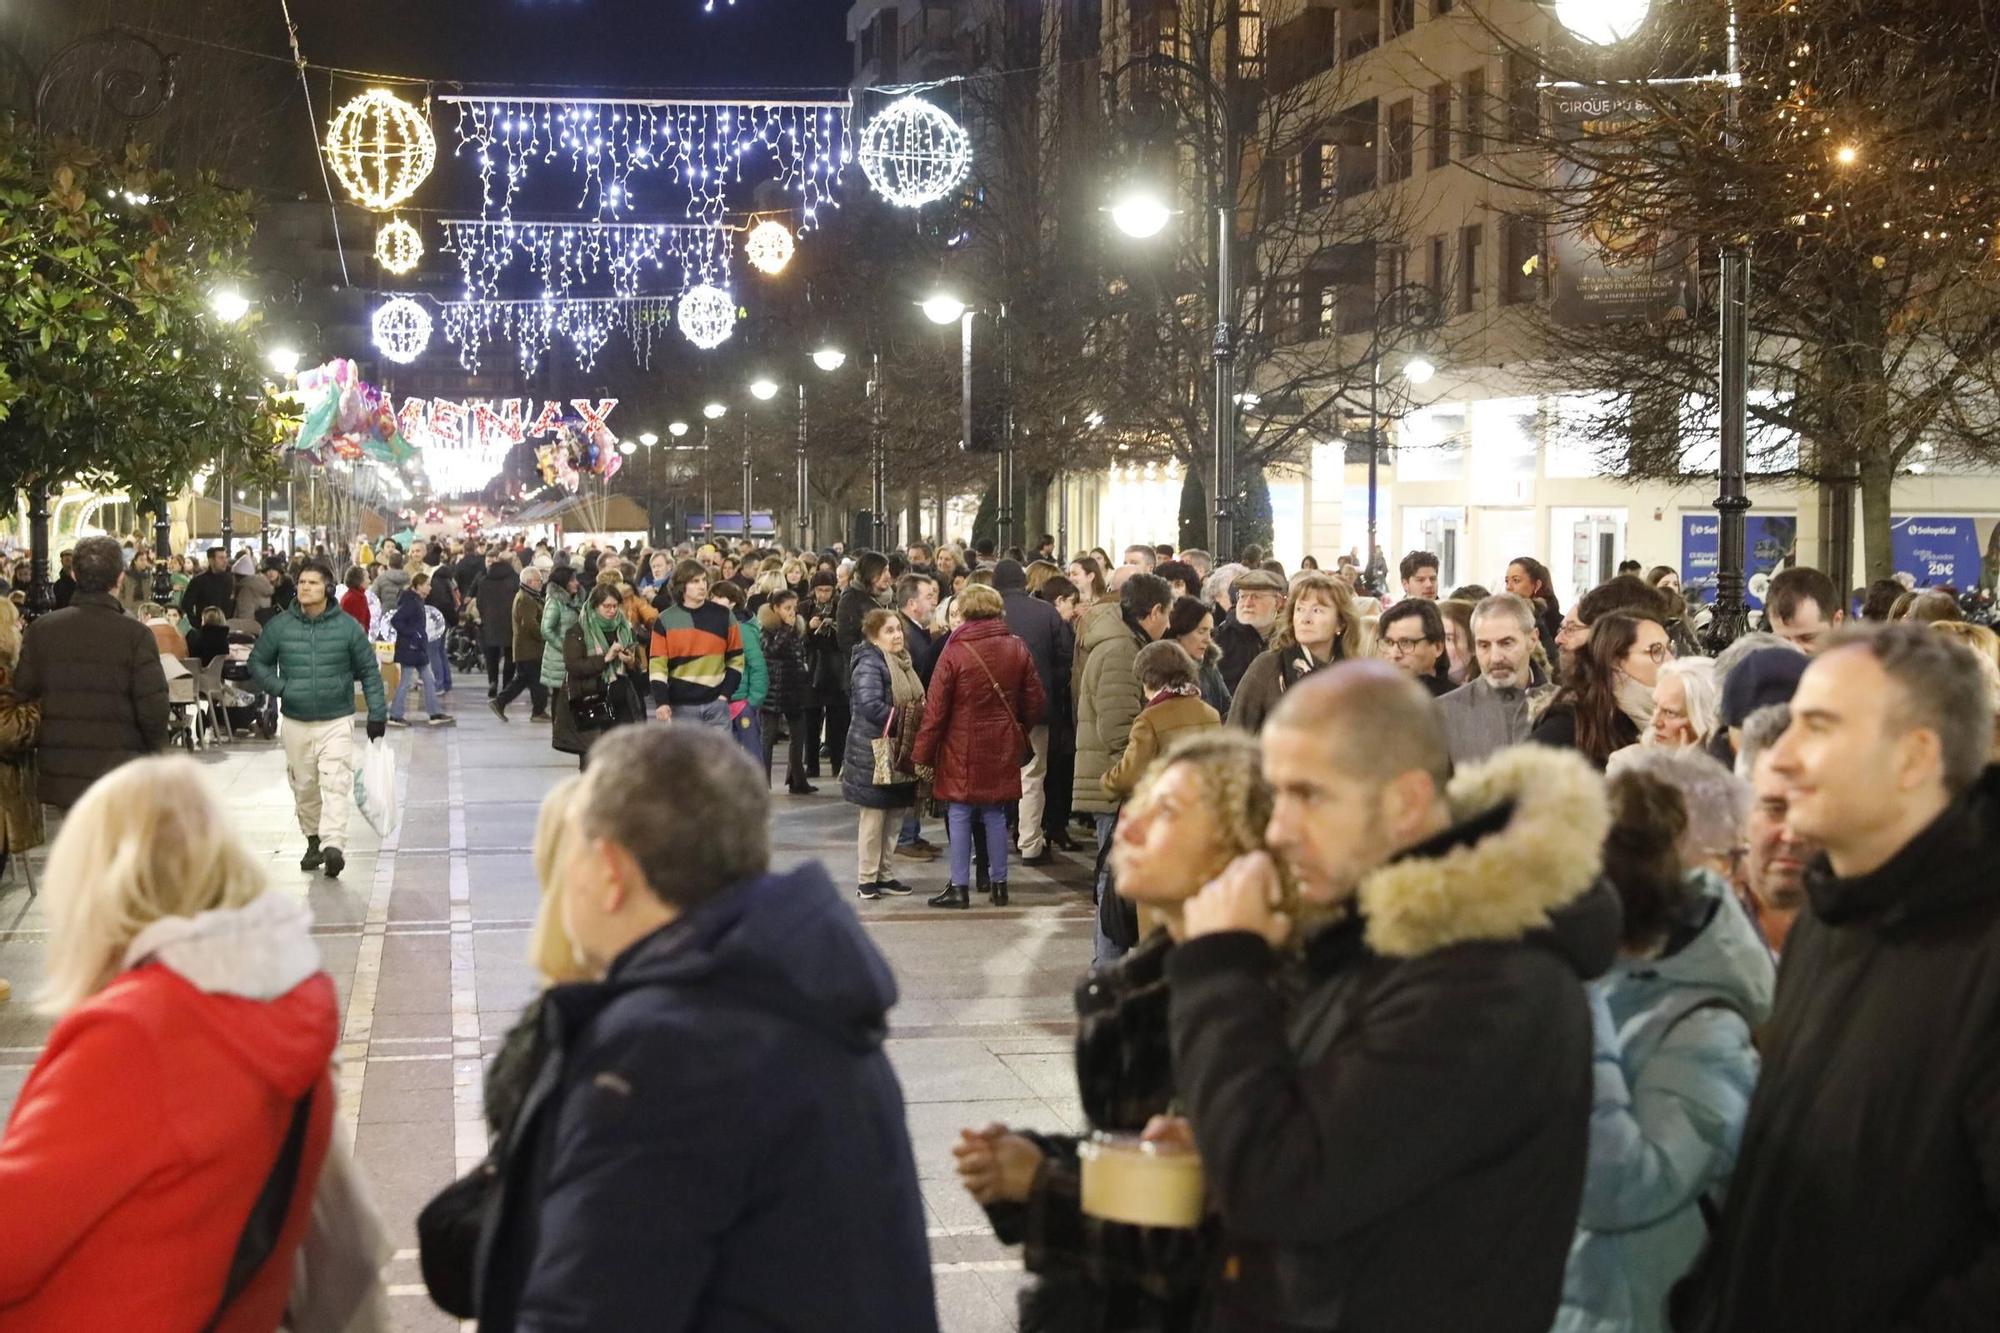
291, 359, 413, 465
533, 415, 623, 492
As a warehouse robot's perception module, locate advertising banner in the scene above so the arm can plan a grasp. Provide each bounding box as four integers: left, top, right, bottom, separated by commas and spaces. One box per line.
1889, 516, 1981, 589
1547, 87, 1694, 327
1682, 513, 1798, 610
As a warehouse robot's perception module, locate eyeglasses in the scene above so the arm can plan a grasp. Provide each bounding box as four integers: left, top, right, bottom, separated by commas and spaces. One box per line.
1631, 642, 1674, 665
1381, 636, 1435, 657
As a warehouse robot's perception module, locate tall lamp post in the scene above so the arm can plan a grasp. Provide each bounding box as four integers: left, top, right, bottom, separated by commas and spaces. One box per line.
1108, 52, 1240, 559
922, 291, 1016, 550
748, 378, 781, 543
207, 286, 251, 558
1358, 282, 1444, 595
802, 345, 847, 551
700, 402, 727, 545
638, 431, 660, 546
1551, 0, 1747, 646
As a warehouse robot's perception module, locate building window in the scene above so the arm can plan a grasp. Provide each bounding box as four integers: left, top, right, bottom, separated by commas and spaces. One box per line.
1317, 284, 1338, 338
1236, 0, 1265, 81
1339, 99, 1379, 197
1459, 222, 1484, 314
1282, 153, 1303, 214
1271, 279, 1302, 342
1428, 82, 1452, 170
1502, 216, 1541, 305
1309, 139, 1337, 206
1460, 68, 1487, 158
1434, 0, 1454, 13
1429, 234, 1448, 305
1389, 0, 1415, 37
1384, 100, 1414, 183
1507, 51, 1540, 141
1383, 245, 1409, 295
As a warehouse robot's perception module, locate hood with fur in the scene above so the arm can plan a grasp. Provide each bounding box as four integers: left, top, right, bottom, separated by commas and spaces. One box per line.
1361, 745, 1615, 963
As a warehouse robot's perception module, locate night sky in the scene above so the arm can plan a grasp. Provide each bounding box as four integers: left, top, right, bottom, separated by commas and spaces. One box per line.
284, 0, 852, 94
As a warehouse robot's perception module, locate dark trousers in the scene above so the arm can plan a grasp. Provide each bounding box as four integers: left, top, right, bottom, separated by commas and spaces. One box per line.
483, 645, 511, 693
762, 710, 809, 788
820, 697, 851, 777
494, 659, 547, 717
1043, 721, 1077, 839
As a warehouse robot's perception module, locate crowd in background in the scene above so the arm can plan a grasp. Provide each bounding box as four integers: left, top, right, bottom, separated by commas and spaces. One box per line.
0, 519, 1996, 1332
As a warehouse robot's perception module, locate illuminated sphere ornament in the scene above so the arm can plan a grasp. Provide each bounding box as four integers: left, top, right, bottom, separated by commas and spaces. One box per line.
326, 89, 437, 212
677, 283, 738, 350
744, 219, 796, 275
857, 96, 971, 209
1552, 0, 1650, 45
372, 296, 433, 365
375, 218, 424, 275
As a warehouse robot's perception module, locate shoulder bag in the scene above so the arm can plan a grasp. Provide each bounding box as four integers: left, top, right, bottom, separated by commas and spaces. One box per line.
965, 644, 1036, 766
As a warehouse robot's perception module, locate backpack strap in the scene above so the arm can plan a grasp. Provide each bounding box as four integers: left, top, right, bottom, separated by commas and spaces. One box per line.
202, 1089, 316, 1333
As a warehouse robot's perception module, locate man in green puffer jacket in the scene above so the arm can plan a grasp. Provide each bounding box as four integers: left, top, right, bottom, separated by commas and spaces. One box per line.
249, 560, 387, 881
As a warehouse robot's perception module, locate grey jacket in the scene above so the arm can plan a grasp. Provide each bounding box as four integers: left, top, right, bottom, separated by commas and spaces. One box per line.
1437, 676, 1535, 769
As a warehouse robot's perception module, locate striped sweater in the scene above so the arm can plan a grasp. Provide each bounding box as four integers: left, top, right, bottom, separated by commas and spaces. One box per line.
648, 600, 744, 708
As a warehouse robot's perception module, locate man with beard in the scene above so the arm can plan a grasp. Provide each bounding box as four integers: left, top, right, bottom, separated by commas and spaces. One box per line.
1437, 593, 1544, 767
1215, 568, 1284, 695
1730, 703, 1815, 954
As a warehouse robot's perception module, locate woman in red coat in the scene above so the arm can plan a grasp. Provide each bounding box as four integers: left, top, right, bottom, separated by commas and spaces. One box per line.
0, 755, 340, 1332
913, 584, 1046, 909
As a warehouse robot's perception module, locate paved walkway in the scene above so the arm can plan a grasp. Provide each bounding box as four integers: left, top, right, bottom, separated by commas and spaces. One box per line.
0, 701, 1102, 1331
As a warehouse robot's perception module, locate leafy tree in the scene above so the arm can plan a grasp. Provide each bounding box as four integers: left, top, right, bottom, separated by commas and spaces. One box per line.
1236, 466, 1274, 555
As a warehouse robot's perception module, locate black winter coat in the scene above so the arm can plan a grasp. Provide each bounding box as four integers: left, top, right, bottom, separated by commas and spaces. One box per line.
1168, 746, 1621, 1333
760, 620, 812, 717
841, 643, 916, 811
1673, 765, 2000, 1333
11, 591, 169, 809
1002, 587, 1072, 719
426, 570, 461, 628
804, 598, 844, 701
902, 614, 939, 685
984, 930, 1206, 1333
476, 864, 938, 1333
474, 565, 520, 650
833, 585, 882, 691
1213, 615, 1269, 695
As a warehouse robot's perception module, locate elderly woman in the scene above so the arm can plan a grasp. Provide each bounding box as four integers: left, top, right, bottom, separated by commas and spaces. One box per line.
913, 584, 1046, 909
1227, 573, 1365, 733
1644, 656, 1721, 752
843, 608, 924, 900
955, 731, 1282, 1331
0, 758, 343, 1328
1169, 595, 1233, 717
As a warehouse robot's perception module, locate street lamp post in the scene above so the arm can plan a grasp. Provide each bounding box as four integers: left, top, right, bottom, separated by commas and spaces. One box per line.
1109, 53, 1240, 559
1358, 282, 1443, 596
702, 402, 727, 545
639, 431, 660, 546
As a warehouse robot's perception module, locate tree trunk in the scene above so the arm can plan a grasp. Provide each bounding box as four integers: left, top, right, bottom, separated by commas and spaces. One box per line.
1858, 451, 1897, 585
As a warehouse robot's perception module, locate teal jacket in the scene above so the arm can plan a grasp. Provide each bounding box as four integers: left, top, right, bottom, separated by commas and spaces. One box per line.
1554, 872, 1775, 1333
732, 616, 768, 710
540, 588, 580, 689
249, 600, 387, 723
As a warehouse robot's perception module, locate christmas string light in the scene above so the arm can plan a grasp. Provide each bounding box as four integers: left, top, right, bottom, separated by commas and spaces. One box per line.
676, 283, 737, 350
372, 297, 433, 364
439, 295, 682, 375
326, 89, 437, 212
857, 96, 971, 208
440, 94, 852, 224
438, 219, 732, 300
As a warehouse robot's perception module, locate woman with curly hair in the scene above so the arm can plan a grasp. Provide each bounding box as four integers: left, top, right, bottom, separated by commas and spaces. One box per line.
954, 730, 1287, 1333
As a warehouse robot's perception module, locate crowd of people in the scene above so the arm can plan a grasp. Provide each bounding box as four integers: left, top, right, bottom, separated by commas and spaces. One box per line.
0, 522, 1996, 1332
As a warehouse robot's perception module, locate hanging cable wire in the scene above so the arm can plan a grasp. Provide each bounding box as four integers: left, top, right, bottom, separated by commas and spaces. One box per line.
277, 0, 350, 287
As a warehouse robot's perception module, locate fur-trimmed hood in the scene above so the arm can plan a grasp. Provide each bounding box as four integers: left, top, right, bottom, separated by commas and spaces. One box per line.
1361, 745, 1619, 967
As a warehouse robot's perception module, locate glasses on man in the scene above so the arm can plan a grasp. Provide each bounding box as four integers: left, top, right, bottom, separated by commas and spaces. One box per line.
1381, 635, 1435, 658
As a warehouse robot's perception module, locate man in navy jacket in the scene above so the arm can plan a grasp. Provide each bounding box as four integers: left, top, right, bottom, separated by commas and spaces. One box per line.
476, 725, 937, 1332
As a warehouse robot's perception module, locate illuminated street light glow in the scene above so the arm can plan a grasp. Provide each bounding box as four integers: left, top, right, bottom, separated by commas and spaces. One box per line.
703, 402, 729, 420
668, 421, 690, 437
619, 440, 638, 455
1552, 0, 1650, 45
1404, 355, 1438, 385
921, 292, 967, 325
209, 287, 251, 323
1109, 189, 1173, 239
266, 346, 303, 377
750, 378, 780, 401
813, 346, 848, 372
639, 431, 659, 447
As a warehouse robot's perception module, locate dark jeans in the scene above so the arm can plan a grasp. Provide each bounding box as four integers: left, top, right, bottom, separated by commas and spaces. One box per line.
762, 709, 809, 788
483, 645, 511, 693
1043, 721, 1077, 840
819, 697, 851, 777
494, 660, 548, 717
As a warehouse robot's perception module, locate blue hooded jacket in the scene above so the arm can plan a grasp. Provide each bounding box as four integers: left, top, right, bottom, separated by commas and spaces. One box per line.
476, 860, 938, 1333
1554, 871, 1775, 1333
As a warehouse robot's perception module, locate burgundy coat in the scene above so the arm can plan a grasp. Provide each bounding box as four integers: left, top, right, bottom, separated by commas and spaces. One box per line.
912, 617, 1047, 805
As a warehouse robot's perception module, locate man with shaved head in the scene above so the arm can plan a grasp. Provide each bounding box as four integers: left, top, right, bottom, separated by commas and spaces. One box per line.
1164, 661, 1620, 1332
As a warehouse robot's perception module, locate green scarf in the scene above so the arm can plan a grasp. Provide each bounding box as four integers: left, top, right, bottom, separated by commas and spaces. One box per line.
580, 606, 635, 687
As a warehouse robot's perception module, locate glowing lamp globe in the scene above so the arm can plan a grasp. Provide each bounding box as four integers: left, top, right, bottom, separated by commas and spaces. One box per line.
750, 378, 780, 401
812, 346, 848, 372
208, 287, 251, 324
325, 89, 437, 212
1553, 0, 1650, 45
921, 293, 967, 325
668, 421, 691, 437
1110, 192, 1173, 239
703, 402, 729, 420
1404, 355, 1438, 385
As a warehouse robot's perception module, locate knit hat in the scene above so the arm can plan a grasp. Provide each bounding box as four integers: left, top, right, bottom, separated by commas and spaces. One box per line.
1721, 647, 1809, 727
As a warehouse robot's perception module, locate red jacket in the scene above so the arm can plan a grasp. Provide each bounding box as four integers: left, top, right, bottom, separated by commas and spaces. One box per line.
340, 585, 371, 629
0, 943, 337, 1330
913, 616, 1046, 804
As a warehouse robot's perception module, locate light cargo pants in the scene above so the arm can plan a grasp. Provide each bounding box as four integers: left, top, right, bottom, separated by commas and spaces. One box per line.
1016, 725, 1050, 857
284, 715, 355, 847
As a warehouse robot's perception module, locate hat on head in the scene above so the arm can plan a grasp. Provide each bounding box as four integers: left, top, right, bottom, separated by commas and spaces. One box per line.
1233, 569, 1286, 596
1721, 648, 1809, 728
991, 559, 1027, 592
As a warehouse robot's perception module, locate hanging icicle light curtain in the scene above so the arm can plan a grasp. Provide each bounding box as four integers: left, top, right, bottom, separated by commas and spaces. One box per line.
440, 95, 852, 224
439, 295, 683, 375
438, 219, 733, 300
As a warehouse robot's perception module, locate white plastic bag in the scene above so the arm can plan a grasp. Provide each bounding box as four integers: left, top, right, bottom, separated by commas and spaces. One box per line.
352, 737, 400, 839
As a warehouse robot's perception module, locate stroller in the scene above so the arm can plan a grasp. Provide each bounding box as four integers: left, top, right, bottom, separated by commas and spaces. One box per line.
447, 620, 484, 675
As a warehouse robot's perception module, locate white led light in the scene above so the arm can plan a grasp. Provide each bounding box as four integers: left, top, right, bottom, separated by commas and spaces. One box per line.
858, 96, 971, 208
677, 283, 738, 350
372, 297, 433, 364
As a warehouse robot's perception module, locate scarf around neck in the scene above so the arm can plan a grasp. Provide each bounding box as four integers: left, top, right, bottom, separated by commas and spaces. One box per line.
881, 644, 925, 705
1615, 674, 1657, 732
581, 607, 634, 686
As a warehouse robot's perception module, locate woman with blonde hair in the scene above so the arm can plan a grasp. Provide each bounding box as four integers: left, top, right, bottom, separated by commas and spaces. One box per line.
0, 757, 340, 1328
1227, 572, 1365, 733
419, 776, 592, 1318
0, 599, 41, 930
955, 730, 1284, 1327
